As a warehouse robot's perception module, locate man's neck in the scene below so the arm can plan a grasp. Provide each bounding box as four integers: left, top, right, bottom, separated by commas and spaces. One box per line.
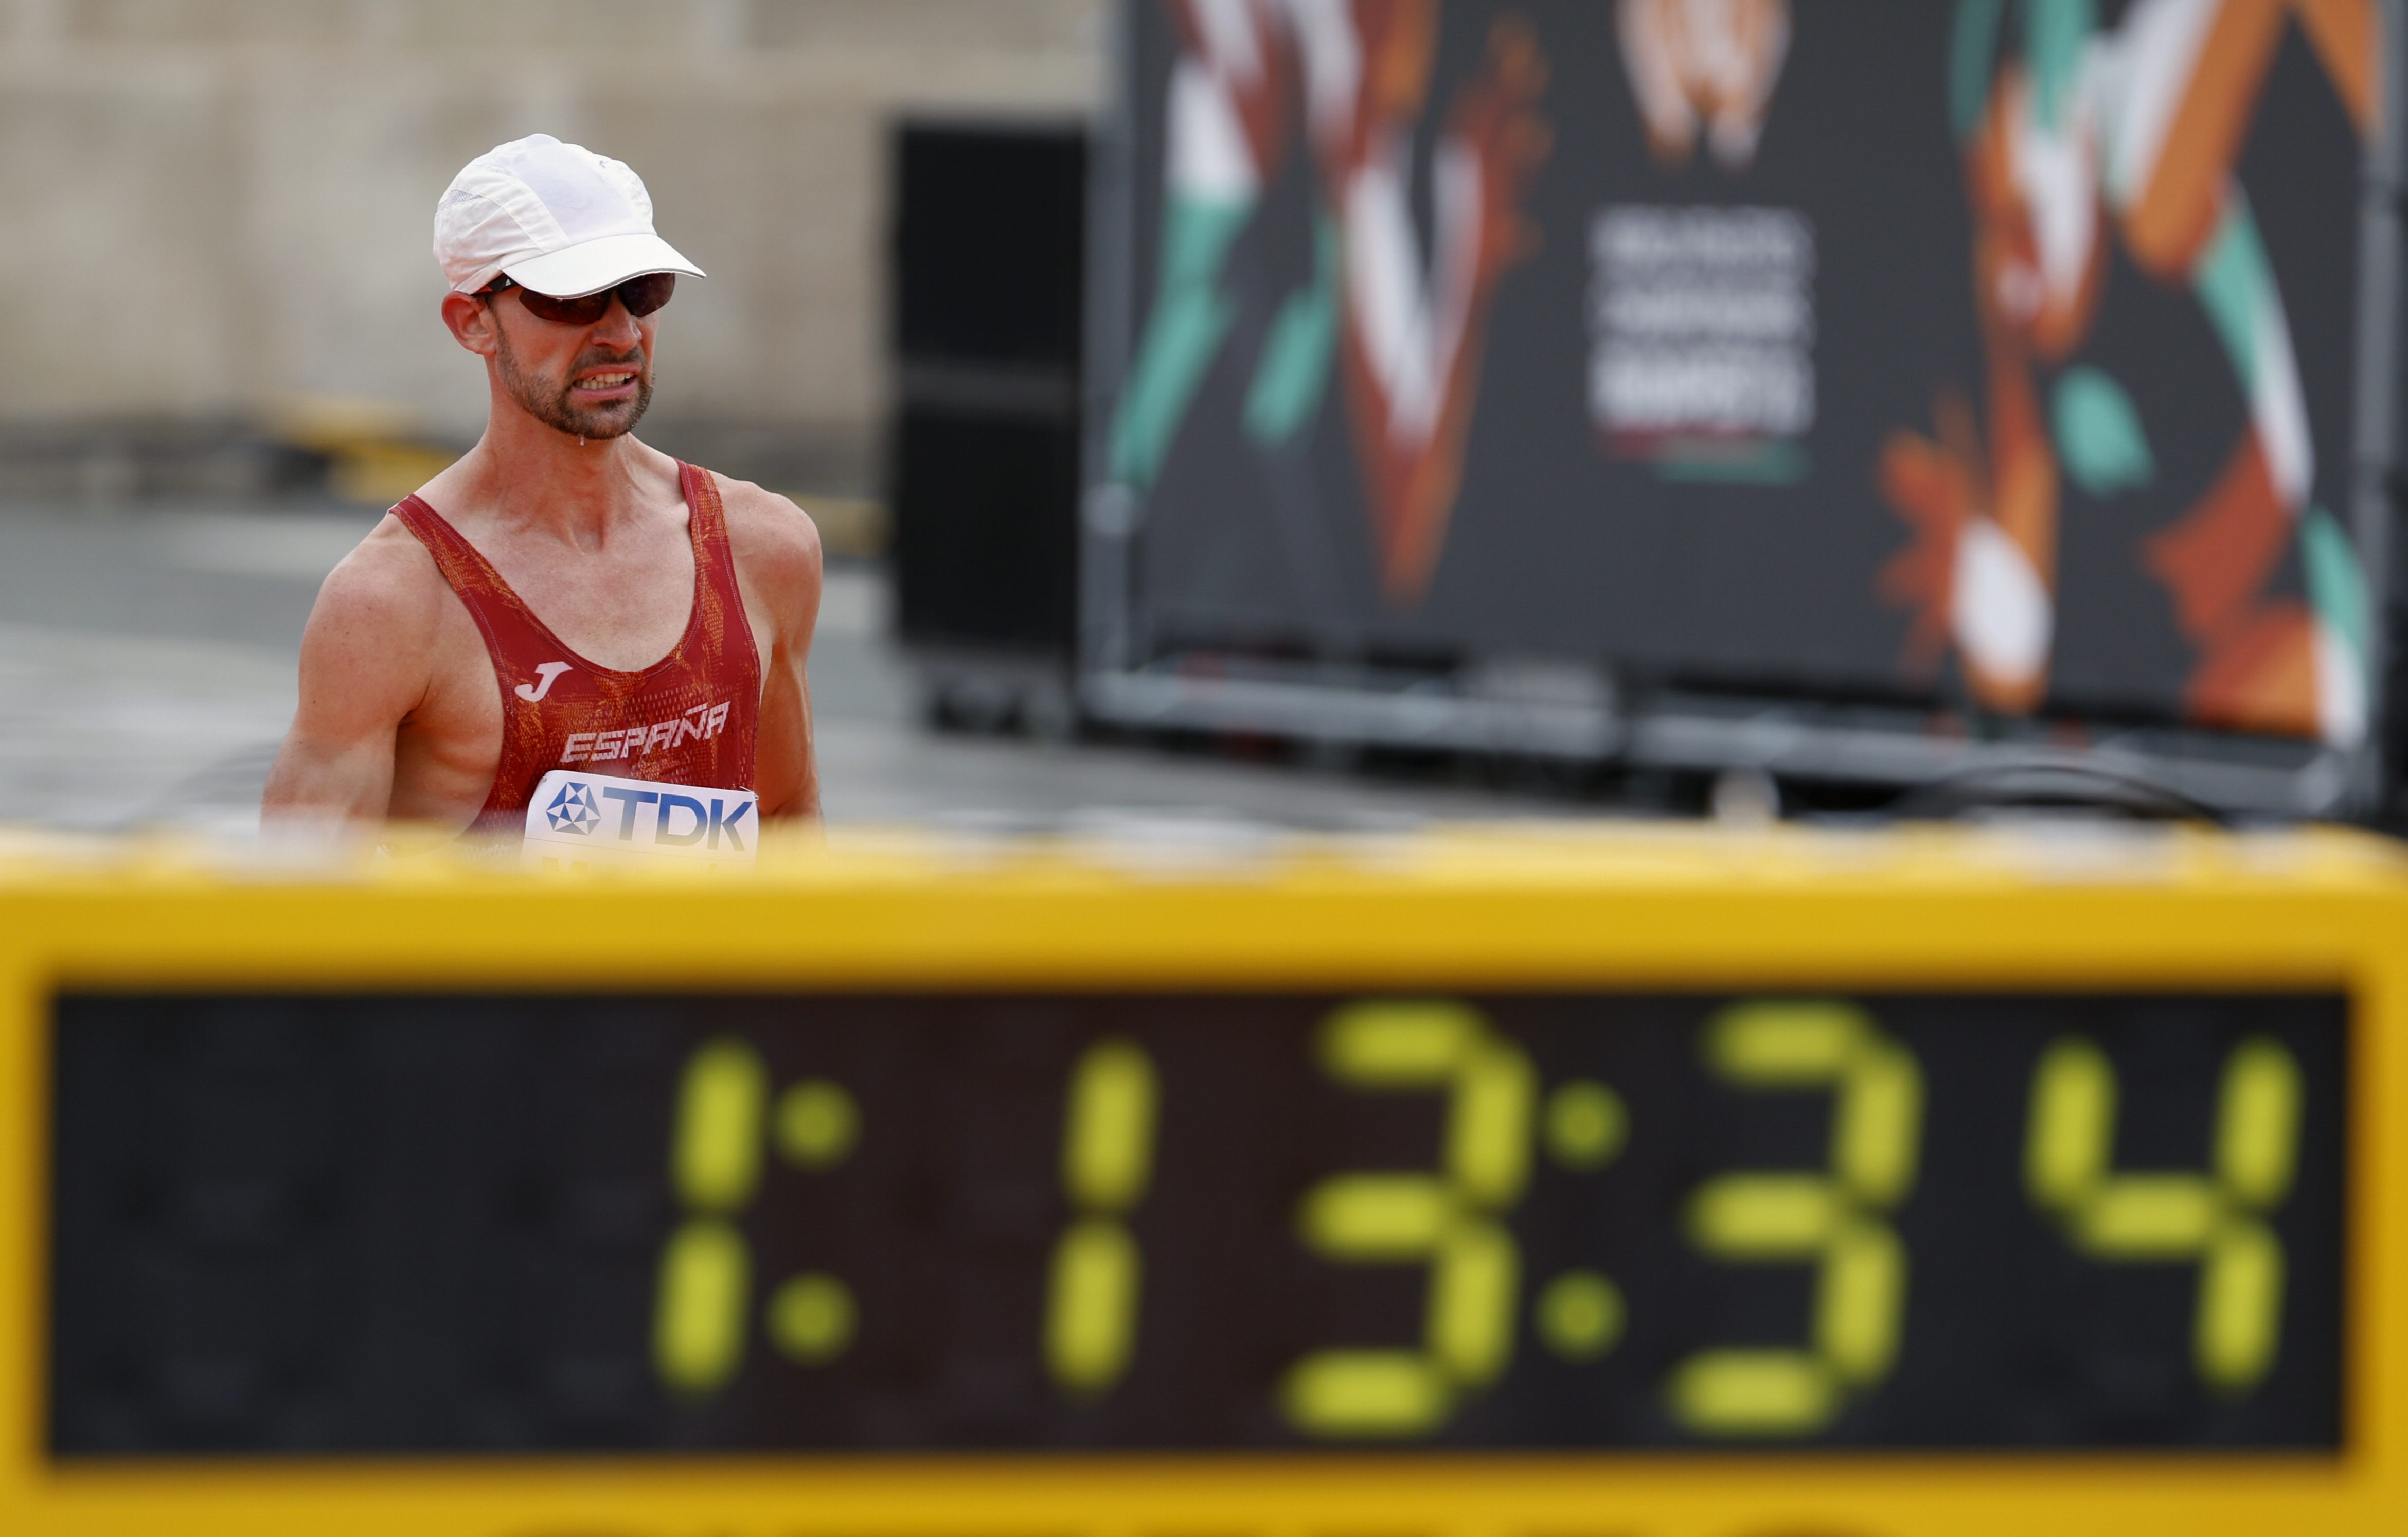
445, 399, 672, 549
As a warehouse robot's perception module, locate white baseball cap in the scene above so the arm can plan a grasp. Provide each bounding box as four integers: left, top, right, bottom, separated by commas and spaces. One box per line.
433, 133, 704, 298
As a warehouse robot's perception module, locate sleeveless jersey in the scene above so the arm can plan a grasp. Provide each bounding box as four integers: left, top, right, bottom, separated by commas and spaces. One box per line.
390, 462, 761, 835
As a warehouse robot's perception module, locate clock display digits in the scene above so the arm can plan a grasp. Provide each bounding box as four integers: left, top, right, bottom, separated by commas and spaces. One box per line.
653, 1036, 768, 1394
1670, 1001, 1925, 1437
46, 991, 2346, 1453
2026, 1034, 2303, 1391
1046, 1037, 1160, 1394
1283, 1000, 1535, 1439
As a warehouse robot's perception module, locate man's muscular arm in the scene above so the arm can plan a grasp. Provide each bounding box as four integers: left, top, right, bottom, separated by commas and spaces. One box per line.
261, 525, 445, 827
717, 475, 823, 820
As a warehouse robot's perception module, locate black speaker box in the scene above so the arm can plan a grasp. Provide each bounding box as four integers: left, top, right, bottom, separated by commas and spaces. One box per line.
887, 120, 1086, 658
893, 123, 1085, 370
890, 405, 1080, 651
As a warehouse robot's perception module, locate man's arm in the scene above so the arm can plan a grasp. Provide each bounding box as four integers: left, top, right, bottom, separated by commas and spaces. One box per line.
260, 526, 445, 827
718, 476, 824, 819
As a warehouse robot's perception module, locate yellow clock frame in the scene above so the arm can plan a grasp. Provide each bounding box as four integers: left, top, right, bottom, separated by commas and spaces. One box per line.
2, 823, 2405, 1537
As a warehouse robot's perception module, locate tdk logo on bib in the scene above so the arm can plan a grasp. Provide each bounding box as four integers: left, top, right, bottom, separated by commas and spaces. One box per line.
545, 779, 602, 834
523, 769, 758, 870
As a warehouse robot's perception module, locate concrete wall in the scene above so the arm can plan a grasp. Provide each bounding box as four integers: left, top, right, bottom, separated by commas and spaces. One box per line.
0, 0, 1107, 494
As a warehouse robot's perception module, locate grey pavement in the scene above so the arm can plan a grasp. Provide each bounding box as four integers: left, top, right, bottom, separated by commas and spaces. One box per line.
0, 500, 1565, 834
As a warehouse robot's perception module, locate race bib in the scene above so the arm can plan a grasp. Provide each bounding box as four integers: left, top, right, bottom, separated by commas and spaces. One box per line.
521, 769, 759, 871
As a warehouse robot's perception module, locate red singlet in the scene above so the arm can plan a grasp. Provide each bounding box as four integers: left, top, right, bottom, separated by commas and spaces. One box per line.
390, 462, 761, 834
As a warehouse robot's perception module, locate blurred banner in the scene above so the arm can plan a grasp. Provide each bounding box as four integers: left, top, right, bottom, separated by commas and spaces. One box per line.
1087, 0, 2389, 802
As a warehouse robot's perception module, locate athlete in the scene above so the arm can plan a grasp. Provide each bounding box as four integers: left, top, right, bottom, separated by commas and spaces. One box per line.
263, 135, 822, 841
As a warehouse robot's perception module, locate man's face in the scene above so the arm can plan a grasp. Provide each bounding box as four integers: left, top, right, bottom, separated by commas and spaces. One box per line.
486, 289, 657, 440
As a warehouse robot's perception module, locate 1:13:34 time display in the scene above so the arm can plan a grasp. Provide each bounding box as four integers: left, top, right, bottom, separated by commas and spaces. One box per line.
650, 996, 2322, 1445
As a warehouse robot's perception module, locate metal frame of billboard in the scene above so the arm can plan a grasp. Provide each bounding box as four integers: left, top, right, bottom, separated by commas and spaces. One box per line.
1078, 0, 2408, 822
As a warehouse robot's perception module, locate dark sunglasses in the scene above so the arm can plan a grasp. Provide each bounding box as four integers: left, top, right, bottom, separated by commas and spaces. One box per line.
478, 271, 676, 325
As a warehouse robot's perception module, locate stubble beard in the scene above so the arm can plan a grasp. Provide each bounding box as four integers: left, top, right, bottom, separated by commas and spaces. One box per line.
495, 326, 654, 441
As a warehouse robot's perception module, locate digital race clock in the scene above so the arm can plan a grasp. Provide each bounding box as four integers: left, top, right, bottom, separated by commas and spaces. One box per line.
0, 826, 2402, 1535
48, 989, 2345, 1454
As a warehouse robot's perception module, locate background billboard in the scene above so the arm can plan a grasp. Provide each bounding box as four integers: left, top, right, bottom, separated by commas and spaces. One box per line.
1096, 0, 2381, 757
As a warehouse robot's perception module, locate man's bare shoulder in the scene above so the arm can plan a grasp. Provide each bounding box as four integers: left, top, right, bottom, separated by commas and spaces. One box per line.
708, 471, 824, 595
306, 515, 456, 650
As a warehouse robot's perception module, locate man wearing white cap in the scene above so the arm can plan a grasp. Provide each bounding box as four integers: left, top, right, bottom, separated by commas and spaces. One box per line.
264, 135, 821, 846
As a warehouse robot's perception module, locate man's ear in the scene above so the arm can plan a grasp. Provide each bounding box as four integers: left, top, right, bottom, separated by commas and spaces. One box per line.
441, 291, 501, 357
